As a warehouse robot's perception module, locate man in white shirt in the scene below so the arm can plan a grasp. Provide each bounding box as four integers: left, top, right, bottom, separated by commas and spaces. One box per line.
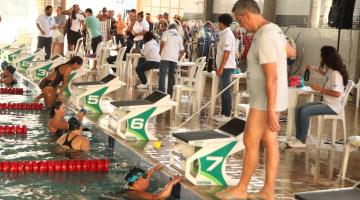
216, 1, 294, 200
63, 4, 85, 51
36, 5, 55, 60
133, 11, 149, 50
159, 24, 185, 96
214, 14, 237, 122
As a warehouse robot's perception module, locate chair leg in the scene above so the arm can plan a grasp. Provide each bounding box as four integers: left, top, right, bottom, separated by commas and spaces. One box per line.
331, 119, 338, 145
148, 70, 153, 91
234, 93, 241, 117
356, 87, 360, 108
317, 116, 324, 149
342, 117, 347, 145
341, 143, 351, 179
174, 87, 181, 116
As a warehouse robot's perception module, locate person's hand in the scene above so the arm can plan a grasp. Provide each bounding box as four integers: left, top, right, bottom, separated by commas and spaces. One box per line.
58, 93, 65, 100
216, 68, 223, 76
311, 83, 322, 92
170, 176, 183, 185
306, 65, 314, 71
267, 111, 280, 132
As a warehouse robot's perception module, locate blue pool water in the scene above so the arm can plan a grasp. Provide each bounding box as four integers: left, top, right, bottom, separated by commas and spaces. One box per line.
0, 77, 166, 199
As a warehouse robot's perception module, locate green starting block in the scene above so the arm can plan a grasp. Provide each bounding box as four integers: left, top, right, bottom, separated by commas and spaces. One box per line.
71, 74, 126, 113
27, 55, 67, 80
13, 48, 46, 70
108, 91, 176, 140
171, 118, 245, 186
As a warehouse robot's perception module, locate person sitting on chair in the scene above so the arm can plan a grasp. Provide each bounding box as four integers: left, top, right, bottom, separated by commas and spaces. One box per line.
33, 56, 83, 106
135, 31, 160, 89
56, 117, 89, 151
289, 45, 348, 148
124, 164, 182, 200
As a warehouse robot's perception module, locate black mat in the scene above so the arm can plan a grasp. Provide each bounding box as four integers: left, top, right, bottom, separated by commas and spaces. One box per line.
144, 91, 167, 103
295, 188, 360, 200
73, 74, 117, 87
110, 100, 151, 107
173, 131, 229, 143
219, 118, 245, 137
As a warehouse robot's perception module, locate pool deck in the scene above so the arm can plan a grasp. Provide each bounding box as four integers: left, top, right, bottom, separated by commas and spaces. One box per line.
16, 68, 360, 200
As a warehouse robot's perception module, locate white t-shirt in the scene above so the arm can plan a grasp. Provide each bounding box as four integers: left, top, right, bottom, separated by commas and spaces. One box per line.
216, 27, 236, 69
160, 29, 184, 63
322, 68, 345, 114
246, 23, 288, 112
36, 14, 55, 37
133, 20, 149, 41
141, 39, 160, 62
70, 13, 84, 32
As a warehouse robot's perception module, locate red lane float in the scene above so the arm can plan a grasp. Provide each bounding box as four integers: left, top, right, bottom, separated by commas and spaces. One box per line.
0, 159, 109, 173
0, 103, 44, 110
0, 88, 24, 95
0, 125, 27, 134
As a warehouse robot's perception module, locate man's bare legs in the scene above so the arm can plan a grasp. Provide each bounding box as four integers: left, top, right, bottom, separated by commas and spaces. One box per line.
216, 109, 280, 200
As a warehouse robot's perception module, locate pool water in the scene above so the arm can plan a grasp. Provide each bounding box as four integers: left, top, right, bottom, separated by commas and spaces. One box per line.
0, 77, 166, 199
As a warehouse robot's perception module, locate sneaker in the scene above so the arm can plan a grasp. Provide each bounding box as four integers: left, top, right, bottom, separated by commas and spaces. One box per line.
214, 115, 232, 122
136, 83, 148, 89
288, 139, 307, 148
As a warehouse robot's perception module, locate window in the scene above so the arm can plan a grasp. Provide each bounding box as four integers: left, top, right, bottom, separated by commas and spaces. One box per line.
142, 0, 184, 19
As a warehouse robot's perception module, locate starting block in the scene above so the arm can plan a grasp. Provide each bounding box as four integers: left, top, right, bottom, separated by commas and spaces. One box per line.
171, 118, 245, 186
13, 48, 46, 70
1, 44, 28, 62
108, 91, 176, 140
71, 74, 125, 113
64, 67, 91, 97
27, 55, 67, 80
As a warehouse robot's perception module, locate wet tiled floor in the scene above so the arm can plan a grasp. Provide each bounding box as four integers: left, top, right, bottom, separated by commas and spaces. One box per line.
36, 70, 360, 199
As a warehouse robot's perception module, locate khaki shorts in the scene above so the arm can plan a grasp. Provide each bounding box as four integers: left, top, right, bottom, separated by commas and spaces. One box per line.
53, 32, 64, 43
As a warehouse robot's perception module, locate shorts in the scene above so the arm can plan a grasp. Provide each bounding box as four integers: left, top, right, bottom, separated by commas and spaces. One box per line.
91, 35, 102, 53
67, 30, 82, 45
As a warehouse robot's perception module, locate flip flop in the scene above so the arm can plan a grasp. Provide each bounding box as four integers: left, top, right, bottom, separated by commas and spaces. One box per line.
215, 190, 248, 200
247, 193, 264, 200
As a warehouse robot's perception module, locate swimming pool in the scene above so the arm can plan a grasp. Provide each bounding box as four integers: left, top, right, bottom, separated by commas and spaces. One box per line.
0, 76, 174, 199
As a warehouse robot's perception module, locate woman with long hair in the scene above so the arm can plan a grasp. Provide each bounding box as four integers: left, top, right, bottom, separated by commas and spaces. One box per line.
135, 31, 160, 89
289, 45, 348, 148
33, 56, 83, 106
48, 101, 85, 137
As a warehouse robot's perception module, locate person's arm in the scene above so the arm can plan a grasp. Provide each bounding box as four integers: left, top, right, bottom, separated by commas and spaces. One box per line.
306, 64, 326, 76
49, 119, 69, 130
145, 163, 163, 178
80, 137, 90, 151
136, 176, 182, 200
262, 63, 280, 132
216, 50, 230, 76
58, 69, 71, 96
76, 111, 85, 122
36, 23, 45, 35
310, 83, 341, 97
160, 41, 165, 55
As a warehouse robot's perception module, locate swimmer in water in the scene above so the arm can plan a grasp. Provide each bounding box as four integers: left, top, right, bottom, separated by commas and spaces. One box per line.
124, 164, 182, 200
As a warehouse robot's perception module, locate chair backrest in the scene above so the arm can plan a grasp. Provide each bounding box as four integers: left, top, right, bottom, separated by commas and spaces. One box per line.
343, 80, 355, 108
101, 48, 111, 66
195, 56, 206, 64
194, 62, 206, 90
74, 38, 84, 54
116, 47, 127, 65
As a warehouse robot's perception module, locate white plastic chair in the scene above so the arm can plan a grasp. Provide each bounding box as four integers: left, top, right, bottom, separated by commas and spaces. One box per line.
174, 62, 206, 115
316, 80, 355, 149
354, 79, 360, 108
234, 91, 250, 118
66, 38, 84, 58
341, 136, 360, 179
101, 47, 127, 77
